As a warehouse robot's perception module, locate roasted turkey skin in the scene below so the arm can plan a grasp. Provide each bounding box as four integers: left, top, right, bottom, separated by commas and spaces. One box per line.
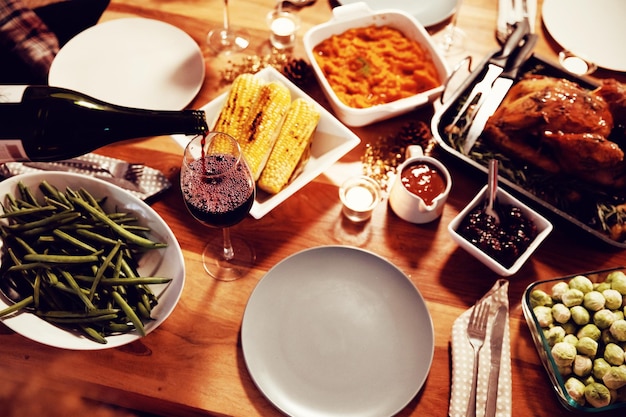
482, 75, 626, 188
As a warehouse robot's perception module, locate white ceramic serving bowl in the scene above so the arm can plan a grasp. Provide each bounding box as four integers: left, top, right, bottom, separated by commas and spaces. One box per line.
0, 172, 185, 350
172, 66, 361, 219
303, 2, 450, 127
448, 185, 553, 276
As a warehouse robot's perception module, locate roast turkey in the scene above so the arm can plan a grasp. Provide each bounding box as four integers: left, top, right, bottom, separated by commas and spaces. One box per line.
482, 75, 626, 189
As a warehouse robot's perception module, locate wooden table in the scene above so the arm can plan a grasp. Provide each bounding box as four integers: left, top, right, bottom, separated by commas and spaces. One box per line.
2, 1, 626, 416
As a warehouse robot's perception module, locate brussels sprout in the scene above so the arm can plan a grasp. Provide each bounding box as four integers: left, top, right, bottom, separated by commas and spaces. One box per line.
584, 291, 606, 312
570, 275, 594, 293
546, 326, 566, 345
577, 336, 598, 357
552, 281, 570, 301
610, 319, 626, 342
556, 364, 572, 377
530, 289, 554, 308
584, 382, 612, 408
594, 358, 612, 380
545, 326, 566, 346
573, 355, 593, 377
571, 305, 590, 326
603, 289, 624, 310
533, 305, 554, 328
577, 323, 601, 341
562, 321, 578, 335
565, 376, 586, 405
563, 288, 584, 307
603, 366, 626, 390
601, 329, 618, 346
608, 271, 626, 295
594, 309, 617, 330
552, 341, 577, 367
564, 334, 579, 345
552, 303, 571, 324
604, 343, 625, 366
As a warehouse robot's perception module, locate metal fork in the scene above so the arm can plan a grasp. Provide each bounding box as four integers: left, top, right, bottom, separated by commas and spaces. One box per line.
124, 164, 144, 184
466, 301, 491, 417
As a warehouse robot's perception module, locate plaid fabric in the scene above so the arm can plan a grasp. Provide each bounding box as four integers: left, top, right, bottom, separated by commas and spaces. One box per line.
0, 0, 59, 81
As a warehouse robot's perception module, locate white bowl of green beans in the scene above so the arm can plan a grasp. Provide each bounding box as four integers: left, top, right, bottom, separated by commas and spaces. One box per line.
0, 172, 184, 350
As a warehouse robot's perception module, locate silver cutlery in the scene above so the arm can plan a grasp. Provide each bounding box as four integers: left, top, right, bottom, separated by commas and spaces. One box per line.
484, 305, 508, 417
463, 33, 538, 153
466, 301, 490, 417
23, 161, 145, 193
448, 21, 528, 153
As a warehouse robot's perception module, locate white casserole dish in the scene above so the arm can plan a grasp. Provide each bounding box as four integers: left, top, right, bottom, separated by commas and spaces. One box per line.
303, 2, 450, 127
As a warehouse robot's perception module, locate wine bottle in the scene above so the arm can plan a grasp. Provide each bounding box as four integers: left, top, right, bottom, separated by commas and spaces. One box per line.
0, 85, 208, 162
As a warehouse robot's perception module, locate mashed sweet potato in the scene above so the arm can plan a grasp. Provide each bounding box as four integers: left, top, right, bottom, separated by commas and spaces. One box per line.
312, 25, 440, 108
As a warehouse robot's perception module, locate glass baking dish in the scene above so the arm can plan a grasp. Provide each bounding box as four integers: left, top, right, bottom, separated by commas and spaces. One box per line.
522, 267, 626, 412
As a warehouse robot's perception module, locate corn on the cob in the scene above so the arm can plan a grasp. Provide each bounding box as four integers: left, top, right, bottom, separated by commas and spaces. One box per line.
258, 98, 321, 194
212, 73, 263, 140
239, 81, 291, 180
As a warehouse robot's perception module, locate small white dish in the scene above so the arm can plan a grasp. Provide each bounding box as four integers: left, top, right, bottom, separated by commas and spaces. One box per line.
0, 172, 185, 350
448, 185, 553, 276
303, 3, 450, 127
172, 66, 361, 219
49, 18, 205, 110
241, 246, 434, 417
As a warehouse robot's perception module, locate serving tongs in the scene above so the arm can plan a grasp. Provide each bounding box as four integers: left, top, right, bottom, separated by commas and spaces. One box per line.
447, 20, 529, 153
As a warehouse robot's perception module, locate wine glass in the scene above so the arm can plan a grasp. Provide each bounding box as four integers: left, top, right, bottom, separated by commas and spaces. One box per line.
181, 133, 256, 281
434, 0, 466, 56
207, 0, 249, 54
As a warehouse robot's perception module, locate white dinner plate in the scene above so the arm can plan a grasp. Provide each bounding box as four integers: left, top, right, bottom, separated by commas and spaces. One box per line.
49, 18, 205, 110
241, 246, 434, 417
542, 0, 626, 72
171, 66, 361, 219
0, 172, 185, 350
336, 0, 458, 27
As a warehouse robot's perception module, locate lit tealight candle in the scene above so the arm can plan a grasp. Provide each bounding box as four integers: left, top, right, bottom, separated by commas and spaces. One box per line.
339, 176, 381, 222
344, 185, 375, 212
267, 11, 300, 50
271, 17, 296, 37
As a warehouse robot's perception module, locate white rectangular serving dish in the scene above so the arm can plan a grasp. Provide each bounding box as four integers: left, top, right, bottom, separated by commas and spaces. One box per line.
303, 2, 450, 127
171, 66, 361, 219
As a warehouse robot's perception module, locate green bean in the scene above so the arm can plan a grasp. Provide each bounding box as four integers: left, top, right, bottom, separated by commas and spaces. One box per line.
74, 276, 172, 286
0, 181, 170, 344
89, 241, 121, 300
0, 295, 34, 317
70, 197, 166, 249
111, 290, 145, 336
0, 205, 57, 218
74, 228, 120, 246
79, 325, 107, 344
23, 253, 101, 264
52, 229, 99, 253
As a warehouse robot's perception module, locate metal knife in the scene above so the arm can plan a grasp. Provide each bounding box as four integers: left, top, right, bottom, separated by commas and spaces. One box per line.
484, 305, 509, 417
449, 20, 529, 137
463, 33, 538, 153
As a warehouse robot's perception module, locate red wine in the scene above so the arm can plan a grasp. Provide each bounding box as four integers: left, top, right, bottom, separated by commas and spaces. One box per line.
181, 155, 255, 228
0, 85, 208, 162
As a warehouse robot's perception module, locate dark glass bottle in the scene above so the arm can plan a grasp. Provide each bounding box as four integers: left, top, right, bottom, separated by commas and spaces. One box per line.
0, 85, 208, 162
